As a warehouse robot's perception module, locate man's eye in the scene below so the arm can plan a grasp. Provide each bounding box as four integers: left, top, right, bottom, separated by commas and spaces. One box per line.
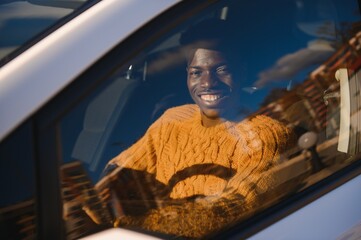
216, 67, 230, 75
189, 70, 202, 77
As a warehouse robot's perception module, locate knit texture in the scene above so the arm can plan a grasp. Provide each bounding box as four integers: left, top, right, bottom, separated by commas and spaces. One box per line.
107, 104, 294, 237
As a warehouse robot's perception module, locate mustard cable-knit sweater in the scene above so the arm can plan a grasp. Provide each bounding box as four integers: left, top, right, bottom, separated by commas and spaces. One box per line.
110, 104, 292, 198
105, 104, 294, 237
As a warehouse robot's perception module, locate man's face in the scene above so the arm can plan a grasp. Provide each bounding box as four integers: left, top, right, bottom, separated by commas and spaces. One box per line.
187, 48, 240, 122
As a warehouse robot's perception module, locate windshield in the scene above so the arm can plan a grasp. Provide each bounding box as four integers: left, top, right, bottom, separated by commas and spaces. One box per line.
0, 0, 93, 66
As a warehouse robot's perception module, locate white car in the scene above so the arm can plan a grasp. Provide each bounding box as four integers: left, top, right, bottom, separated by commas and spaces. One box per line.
0, 0, 361, 239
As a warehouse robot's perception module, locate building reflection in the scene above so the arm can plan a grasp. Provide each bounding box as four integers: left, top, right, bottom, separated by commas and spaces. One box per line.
0, 200, 36, 240
256, 30, 361, 150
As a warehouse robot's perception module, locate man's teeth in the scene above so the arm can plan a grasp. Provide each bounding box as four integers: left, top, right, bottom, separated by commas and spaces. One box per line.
200, 94, 221, 101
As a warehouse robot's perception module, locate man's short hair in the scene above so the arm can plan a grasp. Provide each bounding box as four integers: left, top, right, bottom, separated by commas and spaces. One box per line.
180, 18, 239, 65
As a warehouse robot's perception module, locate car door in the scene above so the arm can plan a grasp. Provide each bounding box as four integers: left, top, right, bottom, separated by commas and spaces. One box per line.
1, 0, 361, 239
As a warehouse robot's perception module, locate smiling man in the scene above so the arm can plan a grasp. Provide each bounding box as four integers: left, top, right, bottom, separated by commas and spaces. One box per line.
98, 19, 295, 238
187, 48, 241, 126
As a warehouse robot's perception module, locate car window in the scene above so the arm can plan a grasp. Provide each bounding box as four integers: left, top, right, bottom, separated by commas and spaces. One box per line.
0, 122, 37, 239
0, 0, 93, 66
38, 0, 361, 238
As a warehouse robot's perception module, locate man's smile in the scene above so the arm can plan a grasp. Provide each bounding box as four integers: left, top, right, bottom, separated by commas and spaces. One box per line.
197, 90, 230, 105
200, 94, 221, 102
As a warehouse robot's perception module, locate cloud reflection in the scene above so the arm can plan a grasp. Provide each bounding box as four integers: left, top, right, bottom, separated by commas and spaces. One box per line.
254, 39, 335, 88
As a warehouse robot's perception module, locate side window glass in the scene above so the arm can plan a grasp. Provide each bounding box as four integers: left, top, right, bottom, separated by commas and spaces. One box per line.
55, 0, 361, 238
0, 123, 37, 239
0, 0, 91, 64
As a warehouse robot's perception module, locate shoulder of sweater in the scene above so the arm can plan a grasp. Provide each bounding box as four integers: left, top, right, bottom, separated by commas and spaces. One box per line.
144, 104, 198, 134
160, 104, 199, 122
247, 115, 286, 128
240, 115, 292, 138
245, 115, 296, 146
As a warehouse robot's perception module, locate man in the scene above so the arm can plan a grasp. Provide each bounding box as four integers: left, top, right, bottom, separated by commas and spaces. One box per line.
96, 19, 295, 238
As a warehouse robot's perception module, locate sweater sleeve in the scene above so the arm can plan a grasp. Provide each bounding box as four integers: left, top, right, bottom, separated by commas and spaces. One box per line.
107, 119, 161, 174
114, 116, 297, 238
107, 104, 198, 174
119, 194, 251, 238
223, 115, 296, 210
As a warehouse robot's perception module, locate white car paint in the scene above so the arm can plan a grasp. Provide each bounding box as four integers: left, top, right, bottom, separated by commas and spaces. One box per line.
80, 228, 162, 240
0, 0, 178, 142
246, 174, 361, 240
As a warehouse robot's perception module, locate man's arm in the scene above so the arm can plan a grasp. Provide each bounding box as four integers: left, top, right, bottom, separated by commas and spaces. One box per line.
222, 115, 297, 211
106, 117, 163, 173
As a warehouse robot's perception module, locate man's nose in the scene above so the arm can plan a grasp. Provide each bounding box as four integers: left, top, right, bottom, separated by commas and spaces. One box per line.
200, 71, 218, 88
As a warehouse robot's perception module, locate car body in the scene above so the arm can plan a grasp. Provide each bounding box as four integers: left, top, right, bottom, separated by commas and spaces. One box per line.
1, 0, 361, 239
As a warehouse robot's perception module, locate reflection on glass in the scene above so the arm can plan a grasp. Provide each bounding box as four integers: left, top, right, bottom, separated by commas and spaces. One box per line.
0, 124, 37, 240
336, 66, 361, 154
336, 68, 351, 153
61, 161, 112, 239
56, 0, 361, 239
0, 0, 89, 63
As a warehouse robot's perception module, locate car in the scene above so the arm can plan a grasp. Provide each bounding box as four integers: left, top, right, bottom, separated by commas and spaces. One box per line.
0, 0, 361, 239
